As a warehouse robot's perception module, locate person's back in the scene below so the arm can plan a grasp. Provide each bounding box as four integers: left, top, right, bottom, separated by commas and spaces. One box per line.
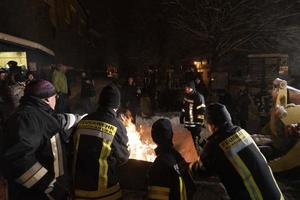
72, 84, 129, 200
191, 103, 284, 200
204, 126, 282, 199
148, 119, 195, 200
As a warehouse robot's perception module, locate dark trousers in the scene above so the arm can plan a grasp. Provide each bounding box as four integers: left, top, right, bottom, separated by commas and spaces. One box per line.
187, 126, 205, 155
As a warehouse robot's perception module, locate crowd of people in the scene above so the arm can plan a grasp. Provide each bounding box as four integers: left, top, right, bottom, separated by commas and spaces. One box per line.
0, 60, 299, 200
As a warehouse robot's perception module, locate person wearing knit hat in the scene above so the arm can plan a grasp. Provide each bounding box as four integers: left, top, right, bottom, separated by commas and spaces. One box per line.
24, 79, 57, 98
98, 84, 121, 109
1, 78, 85, 200
184, 81, 195, 91
148, 118, 196, 200
180, 80, 206, 156
72, 83, 129, 200
189, 103, 284, 200
206, 103, 232, 130
151, 118, 173, 147
24, 79, 57, 110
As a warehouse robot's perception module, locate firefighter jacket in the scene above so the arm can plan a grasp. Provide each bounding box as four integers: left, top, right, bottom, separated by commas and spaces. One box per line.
148, 146, 195, 200
191, 123, 284, 200
180, 91, 205, 128
72, 107, 129, 200
1, 96, 82, 200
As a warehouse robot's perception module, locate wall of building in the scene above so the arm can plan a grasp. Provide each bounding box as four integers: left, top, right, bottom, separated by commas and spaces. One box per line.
0, 0, 101, 68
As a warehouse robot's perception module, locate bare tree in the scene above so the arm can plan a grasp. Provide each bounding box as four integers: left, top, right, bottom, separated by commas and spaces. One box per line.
165, 0, 300, 68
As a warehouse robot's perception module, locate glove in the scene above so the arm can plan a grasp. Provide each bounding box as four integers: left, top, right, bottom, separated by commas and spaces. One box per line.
45, 180, 70, 200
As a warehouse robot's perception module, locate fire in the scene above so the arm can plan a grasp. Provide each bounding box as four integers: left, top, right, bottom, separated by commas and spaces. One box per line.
120, 111, 156, 162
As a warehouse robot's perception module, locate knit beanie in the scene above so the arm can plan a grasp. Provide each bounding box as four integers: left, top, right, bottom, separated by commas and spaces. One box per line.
151, 118, 173, 146
184, 81, 195, 90
24, 79, 57, 98
98, 84, 121, 108
206, 103, 232, 127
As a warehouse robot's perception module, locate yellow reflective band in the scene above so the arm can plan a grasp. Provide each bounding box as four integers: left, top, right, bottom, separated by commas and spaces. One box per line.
78, 120, 117, 136
76, 128, 114, 141
75, 183, 121, 199
179, 177, 187, 200
189, 104, 193, 121
50, 133, 64, 178
234, 155, 263, 200
16, 162, 48, 188
98, 139, 112, 191
148, 186, 170, 200
16, 162, 42, 184
196, 104, 206, 109
220, 130, 263, 200
73, 121, 116, 198
220, 129, 248, 151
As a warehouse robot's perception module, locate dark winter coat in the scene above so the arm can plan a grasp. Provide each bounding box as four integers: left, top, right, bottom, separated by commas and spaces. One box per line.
80, 77, 96, 98
121, 84, 139, 114
1, 96, 82, 200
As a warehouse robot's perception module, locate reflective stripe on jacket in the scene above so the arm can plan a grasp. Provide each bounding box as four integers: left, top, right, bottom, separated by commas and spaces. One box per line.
180, 91, 206, 128
197, 125, 284, 200
72, 107, 129, 200
148, 147, 195, 200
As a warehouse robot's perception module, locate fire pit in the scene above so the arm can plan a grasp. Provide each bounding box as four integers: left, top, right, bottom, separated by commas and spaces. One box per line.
119, 114, 226, 199
119, 159, 151, 191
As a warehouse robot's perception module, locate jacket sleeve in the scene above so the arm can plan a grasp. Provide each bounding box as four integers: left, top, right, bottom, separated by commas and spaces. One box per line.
56, 113, 87, 142
2, 114, 55, 192
189, 142, 217, 179
112, 122, 130, 165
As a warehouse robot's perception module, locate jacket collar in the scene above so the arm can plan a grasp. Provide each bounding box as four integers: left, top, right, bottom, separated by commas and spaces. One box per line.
20, 95, 54, 114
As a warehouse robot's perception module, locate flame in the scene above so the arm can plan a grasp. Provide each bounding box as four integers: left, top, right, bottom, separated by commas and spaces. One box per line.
121, 111, 156, 162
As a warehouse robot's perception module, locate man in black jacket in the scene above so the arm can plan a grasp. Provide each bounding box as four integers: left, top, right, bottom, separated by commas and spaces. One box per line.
1, 79, 83, 200
180, 81, 206, 155
190, 103, 284, 200
72, 84, 129, 200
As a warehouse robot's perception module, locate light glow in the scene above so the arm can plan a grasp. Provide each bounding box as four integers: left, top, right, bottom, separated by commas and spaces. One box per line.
121, 113, 156, 162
